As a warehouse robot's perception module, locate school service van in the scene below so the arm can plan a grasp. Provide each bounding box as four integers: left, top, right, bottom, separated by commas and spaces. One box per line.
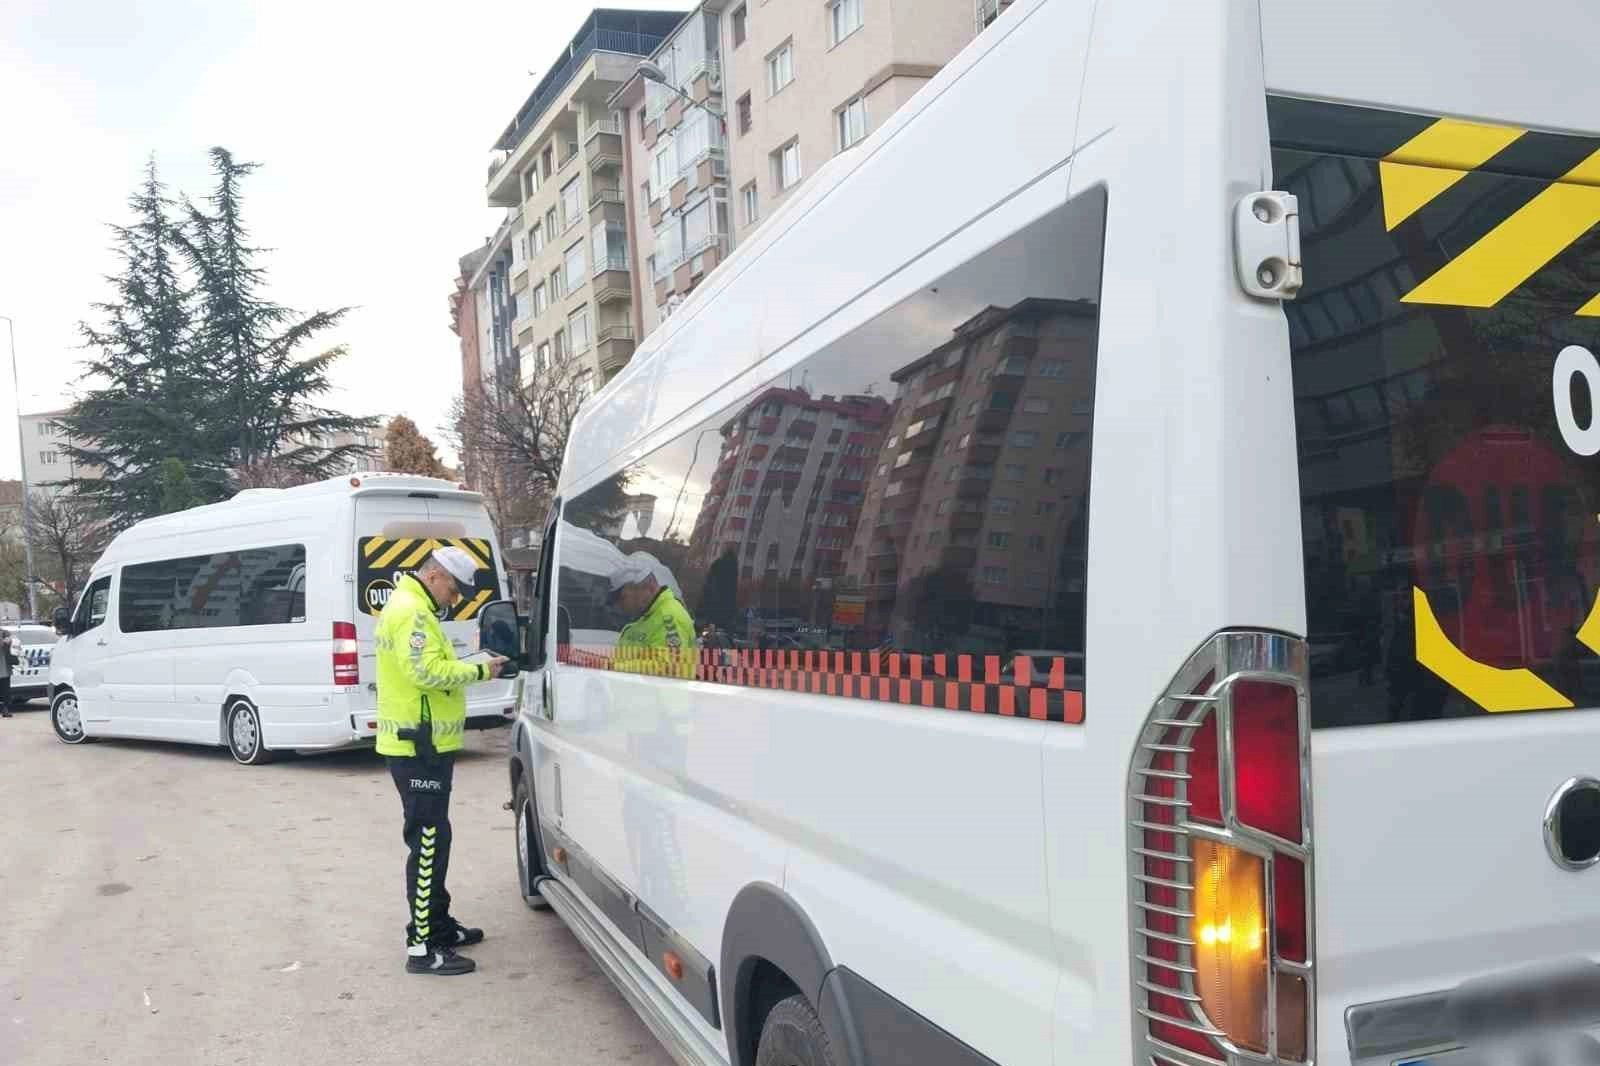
49, 474, 515, 764
489, 0, 1600, 1063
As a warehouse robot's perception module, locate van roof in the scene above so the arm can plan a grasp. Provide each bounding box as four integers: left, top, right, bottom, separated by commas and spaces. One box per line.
92, 474, 484, 572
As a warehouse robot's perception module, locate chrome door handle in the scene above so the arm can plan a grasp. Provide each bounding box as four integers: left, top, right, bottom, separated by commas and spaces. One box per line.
542, 673, 555, 721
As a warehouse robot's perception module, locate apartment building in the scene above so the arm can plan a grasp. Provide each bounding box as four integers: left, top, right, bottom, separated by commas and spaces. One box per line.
609, 4, 732, 339
20, 410, 101, 498
486, 9, 683, 390
721, 0, 973, 242
608, 0, 982, 339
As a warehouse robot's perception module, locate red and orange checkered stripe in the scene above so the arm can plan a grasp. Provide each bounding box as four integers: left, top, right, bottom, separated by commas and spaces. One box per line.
556, 645, 1085, 724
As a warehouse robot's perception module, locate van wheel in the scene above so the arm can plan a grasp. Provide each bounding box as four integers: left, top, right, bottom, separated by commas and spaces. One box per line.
513, 777, 551, 910
225, 699, 273, 765
51, 691, 90, 745
756, 994, 837, 1066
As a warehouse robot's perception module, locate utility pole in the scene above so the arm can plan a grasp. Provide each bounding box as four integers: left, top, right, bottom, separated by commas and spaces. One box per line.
1, 315, 38, 620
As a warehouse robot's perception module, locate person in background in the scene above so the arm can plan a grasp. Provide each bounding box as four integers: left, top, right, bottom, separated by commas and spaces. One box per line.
374, 547, 507, 976
0, 628, 13, 718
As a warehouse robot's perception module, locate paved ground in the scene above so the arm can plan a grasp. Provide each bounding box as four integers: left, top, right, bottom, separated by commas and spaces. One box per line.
0, 702, 676, 1066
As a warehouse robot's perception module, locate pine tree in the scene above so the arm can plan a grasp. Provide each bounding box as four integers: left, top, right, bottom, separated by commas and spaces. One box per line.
58, 159, 226, 528
181, 148, 376, 481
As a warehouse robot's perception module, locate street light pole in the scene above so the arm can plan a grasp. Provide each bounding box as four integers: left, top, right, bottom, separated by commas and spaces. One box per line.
1, 315, 38, 620
635, 60, 727, 133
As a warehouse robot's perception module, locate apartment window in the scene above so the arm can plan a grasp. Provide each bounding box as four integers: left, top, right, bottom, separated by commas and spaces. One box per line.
828, 0, 864, 47
991, 497, 1015, 515
592, 221, 625, 273
1002, 463, 1026, 482
524, 167, 539, 197
987, 532, 1011, 549
545, 207, 558, 236
1055, 431, 1075, 449
965, 400, 979, 418
1023, 396, 1051, 414
1027, 534, 1046, 552
541, 145, 554, 177
560, 177, 583, 230
549, 268, 564, 301
732, 3, 748, 45
935, 499, 952, 516
40, 450, 58, 465
737, 93, 753, 136
1010, 430, 1038, 448
536, 341, 552, 371
766, 41, 795, 96
837, 96, 866, 151
564, 241, 585, 293
533, 283, 548, 316
530, 222, 544, 255
741, 182, 759, 225
1039, 359, 1068, 378
981, 566, 1008, 585
1036, 500, 1057, 516
569, 306, 592, 354
1043, 467, 1062, 485
552, 328, 567, 358
773, 140, 802, 191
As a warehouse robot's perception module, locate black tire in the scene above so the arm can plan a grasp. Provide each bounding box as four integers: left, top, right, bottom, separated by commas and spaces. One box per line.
756, 994, 837, 1066
50, 690, 91, 744
224, 699, 273, 765
513, 775, 551, 910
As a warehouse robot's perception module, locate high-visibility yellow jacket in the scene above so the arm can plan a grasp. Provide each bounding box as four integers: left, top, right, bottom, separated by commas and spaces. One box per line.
375, 574, 491, 757
615, 587, 697, 679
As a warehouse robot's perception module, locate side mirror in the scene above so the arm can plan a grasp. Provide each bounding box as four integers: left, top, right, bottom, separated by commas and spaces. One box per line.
52, 607, 73, 637
478, 600, 524, 674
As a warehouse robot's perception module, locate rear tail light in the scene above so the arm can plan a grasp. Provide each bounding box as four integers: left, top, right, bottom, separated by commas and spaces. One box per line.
1131, 633, 1315, 1065
333, 621, 359, 686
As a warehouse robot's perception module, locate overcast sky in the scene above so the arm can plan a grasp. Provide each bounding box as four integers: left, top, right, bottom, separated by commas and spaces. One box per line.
0, 0, 686, 481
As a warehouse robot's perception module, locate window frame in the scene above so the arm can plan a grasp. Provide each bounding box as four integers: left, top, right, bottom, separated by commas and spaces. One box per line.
766, 40, 795, 97
836, 95, 867, 151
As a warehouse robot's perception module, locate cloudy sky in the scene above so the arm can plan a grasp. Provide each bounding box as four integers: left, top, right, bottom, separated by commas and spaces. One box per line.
0, 0, 686, 481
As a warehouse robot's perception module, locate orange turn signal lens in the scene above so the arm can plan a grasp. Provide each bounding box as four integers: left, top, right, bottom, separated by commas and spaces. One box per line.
1191, 838, 1268, 1053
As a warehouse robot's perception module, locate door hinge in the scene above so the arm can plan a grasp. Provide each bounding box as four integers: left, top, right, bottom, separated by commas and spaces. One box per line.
1234, 191, 1302, 300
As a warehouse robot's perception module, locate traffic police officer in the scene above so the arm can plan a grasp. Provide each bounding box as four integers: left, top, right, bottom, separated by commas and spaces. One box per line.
609, 554, 697, 678
376, 546, 506, 975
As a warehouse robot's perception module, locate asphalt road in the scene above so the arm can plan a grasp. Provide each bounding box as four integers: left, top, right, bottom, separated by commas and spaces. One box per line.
0, 702, 676, 1066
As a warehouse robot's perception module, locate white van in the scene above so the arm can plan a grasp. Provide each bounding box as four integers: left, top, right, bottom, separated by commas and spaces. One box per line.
496, 1, 1600, 1064
49, 474, 516, 764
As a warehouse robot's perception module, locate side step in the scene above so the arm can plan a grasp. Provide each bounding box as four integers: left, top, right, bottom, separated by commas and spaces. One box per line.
537, 876, 726, 1066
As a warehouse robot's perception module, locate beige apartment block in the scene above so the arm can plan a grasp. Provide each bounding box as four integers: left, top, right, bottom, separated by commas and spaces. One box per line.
610, 4, 733, 340
485, 11, 682, 389
722, 0, 974, 243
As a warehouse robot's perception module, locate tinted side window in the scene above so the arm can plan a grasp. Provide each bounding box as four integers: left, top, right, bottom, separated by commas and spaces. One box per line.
75, 577, 112, 632
556, 189, 1105, 722
1272, 97, 1600, 726
120, 545, 308, 633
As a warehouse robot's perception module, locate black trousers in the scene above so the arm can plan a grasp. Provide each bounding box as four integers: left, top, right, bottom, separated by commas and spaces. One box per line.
388, 753, 457, 947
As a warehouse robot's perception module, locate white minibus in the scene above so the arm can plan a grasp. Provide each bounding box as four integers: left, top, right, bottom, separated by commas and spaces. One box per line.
489, 1, 1600, 1063
49, 473, 516, 764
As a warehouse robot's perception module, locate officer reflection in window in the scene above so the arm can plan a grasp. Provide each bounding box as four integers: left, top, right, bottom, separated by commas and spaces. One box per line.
608, 553, 697, 679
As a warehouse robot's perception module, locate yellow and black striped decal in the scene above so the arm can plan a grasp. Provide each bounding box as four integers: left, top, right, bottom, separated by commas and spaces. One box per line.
1270, 97, 1600, 724
356, 536, 499, 622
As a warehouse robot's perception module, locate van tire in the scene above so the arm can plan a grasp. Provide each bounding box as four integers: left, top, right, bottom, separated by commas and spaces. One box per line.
225, 699, 273, 766
755, 994, 837, 1066
513, 776, 551, 910
50, 691, 90, 745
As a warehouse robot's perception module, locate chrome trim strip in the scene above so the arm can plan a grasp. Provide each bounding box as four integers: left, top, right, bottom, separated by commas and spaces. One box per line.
539, 877, 724, 1066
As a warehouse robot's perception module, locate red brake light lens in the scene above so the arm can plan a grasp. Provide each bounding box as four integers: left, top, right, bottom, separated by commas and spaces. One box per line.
1232, 681, 1302, 843
333, 621, 359, 686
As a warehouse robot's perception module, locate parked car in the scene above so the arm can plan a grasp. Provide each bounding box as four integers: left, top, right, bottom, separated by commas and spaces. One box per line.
2, 622, 57, 706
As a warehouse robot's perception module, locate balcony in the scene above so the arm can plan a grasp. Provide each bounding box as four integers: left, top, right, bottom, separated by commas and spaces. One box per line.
940, 546, 978, 568
592, 257, 631, 304
595, 324, 636, 375
950, 511, 984, 531
586, 125, 623, 171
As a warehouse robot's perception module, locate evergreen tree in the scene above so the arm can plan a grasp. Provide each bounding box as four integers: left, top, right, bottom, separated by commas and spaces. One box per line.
181, 148, 376, 480
58, 159, 226, 527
